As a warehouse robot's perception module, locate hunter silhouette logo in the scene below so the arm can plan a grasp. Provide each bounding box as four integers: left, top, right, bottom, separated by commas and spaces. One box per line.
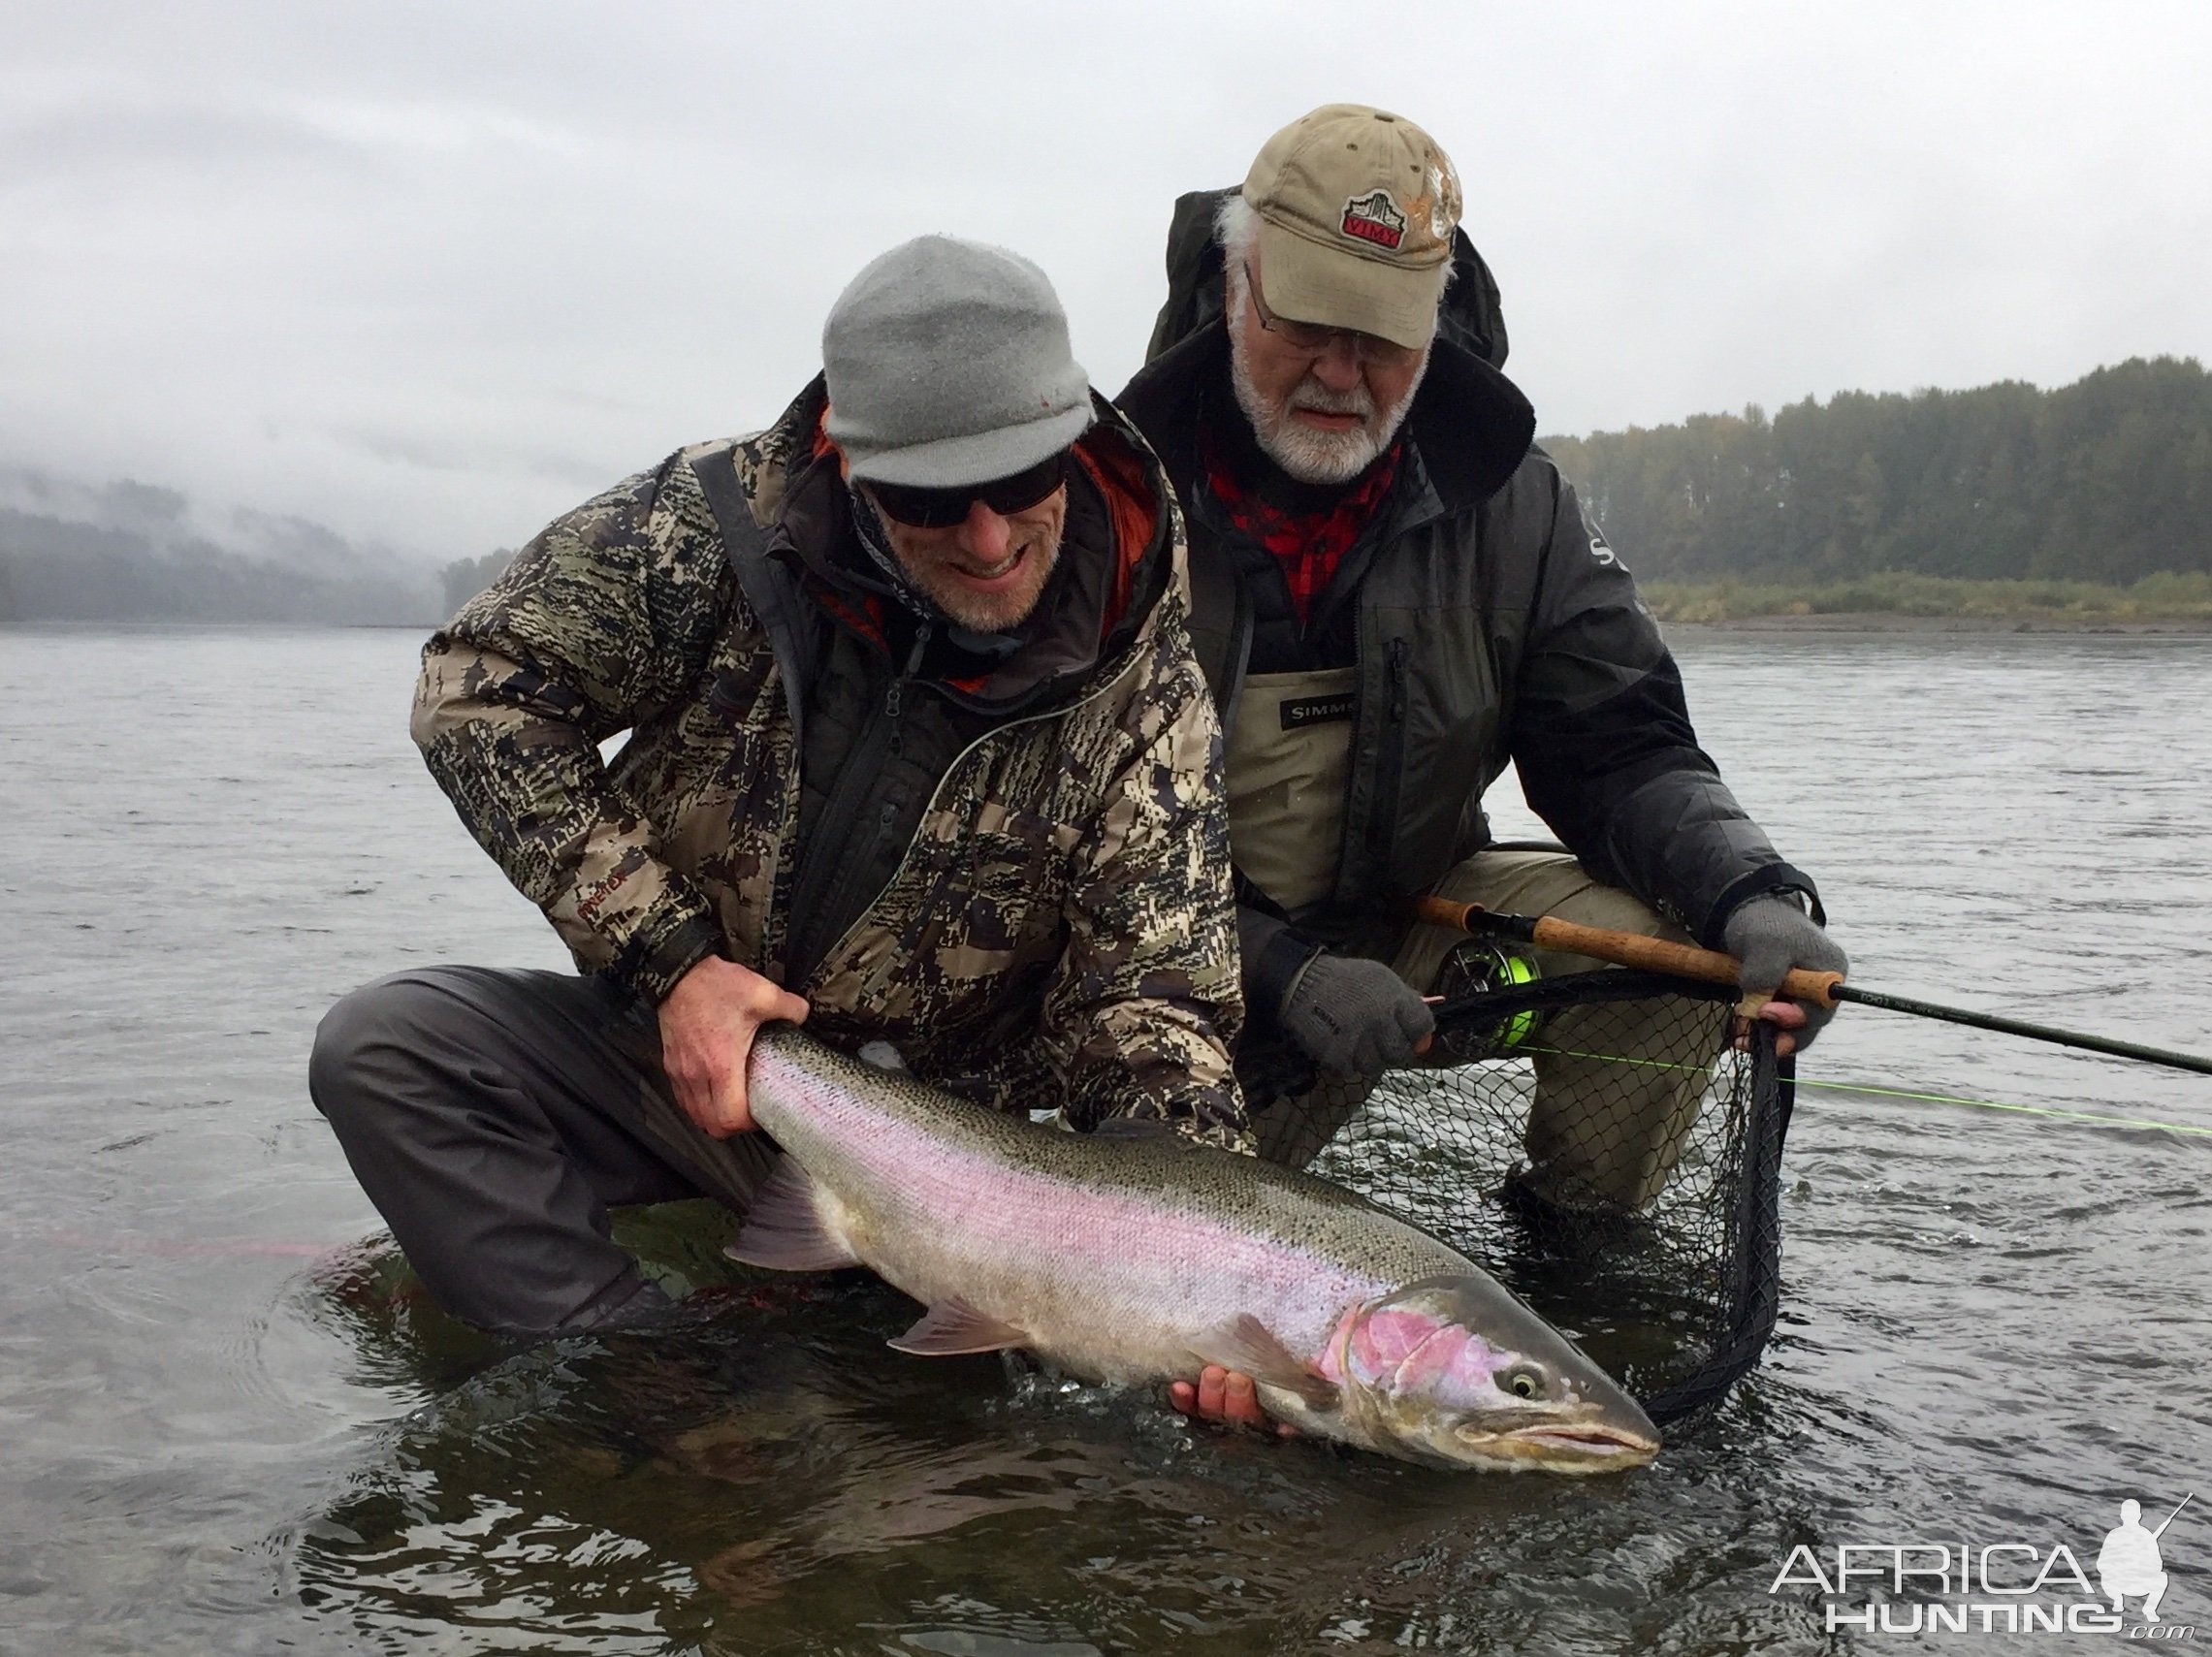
2099, 1494, 2191, 1627
1340, 190, 1407, 249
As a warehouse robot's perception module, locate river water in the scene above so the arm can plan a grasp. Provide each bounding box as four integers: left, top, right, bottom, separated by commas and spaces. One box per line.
1, 625, 2207, 1654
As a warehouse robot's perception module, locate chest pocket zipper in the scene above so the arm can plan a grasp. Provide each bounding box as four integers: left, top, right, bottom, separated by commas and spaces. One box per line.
1365, 638, 1410, 861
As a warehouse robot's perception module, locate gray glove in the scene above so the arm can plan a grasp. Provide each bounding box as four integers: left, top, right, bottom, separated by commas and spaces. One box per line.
1278, 951, 1435, 1075
1722, 894, 1848, 1050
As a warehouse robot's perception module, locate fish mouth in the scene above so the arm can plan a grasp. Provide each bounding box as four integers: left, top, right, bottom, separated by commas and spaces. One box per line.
1503, 1421, 1660, 1464
1449, 1412, 1662, 1472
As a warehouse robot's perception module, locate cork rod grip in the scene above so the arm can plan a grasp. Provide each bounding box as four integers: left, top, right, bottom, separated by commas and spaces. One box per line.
1411, 897, 1844, 1007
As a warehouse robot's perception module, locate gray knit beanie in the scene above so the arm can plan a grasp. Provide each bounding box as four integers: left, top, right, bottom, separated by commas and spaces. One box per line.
822, 235, 1094, 487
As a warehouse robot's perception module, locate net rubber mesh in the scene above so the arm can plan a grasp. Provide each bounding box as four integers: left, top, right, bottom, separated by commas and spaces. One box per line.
1244, 970, 1794, 1423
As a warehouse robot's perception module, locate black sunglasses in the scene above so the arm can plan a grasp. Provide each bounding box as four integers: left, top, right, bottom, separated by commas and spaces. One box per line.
866, 452, 1068, 528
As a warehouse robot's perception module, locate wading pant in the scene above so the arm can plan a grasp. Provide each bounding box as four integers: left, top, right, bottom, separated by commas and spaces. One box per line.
1253, 849, 1730, 1211
308, 966, 778, 1338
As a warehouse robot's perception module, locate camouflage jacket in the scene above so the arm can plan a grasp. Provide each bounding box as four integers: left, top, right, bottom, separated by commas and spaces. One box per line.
412, 384, 1249, 1148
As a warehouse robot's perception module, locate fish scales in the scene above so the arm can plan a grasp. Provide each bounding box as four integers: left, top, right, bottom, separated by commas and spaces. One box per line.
747, 1033, 1458, 1368
736, 1027, 1662, 1472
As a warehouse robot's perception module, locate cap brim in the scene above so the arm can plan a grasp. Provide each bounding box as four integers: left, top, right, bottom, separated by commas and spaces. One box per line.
1254, 220, 1440, 351
845, 400, 1095, 489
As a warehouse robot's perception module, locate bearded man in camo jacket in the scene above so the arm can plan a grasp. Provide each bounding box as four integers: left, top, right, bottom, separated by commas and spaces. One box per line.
310, 236, 1245, 1338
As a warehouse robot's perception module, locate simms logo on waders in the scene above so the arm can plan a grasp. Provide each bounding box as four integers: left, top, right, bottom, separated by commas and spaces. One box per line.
1769, 1491, 2195, 1638
1279, 692, 1357, 730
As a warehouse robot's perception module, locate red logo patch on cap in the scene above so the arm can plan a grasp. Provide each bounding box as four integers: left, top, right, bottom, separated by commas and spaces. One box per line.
1340, 190, 1407, 250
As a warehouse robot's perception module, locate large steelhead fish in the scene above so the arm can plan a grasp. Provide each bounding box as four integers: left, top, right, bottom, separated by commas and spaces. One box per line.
727, 1029, 1660, 1473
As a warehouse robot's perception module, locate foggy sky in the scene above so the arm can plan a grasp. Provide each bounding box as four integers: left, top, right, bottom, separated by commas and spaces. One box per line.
4, 1, 2209, 563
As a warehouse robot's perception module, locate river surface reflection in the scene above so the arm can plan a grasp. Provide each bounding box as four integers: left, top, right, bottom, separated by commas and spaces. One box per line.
1, 625, 2206, 1653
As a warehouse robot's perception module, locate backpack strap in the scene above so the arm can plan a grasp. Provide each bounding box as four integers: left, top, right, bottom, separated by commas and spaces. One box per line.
686, 441, 819, 746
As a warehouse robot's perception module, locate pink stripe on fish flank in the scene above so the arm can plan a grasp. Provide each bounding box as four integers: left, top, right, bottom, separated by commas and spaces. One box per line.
750, 1045, 1385, 1347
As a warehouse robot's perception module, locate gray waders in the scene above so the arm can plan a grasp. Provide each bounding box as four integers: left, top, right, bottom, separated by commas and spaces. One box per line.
309, 966, 781, 1338
1225, 668, 1358, 915
1231, 669, 1729, 1212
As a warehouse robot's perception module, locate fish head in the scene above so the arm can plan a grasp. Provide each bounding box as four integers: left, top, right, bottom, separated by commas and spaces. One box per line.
1323, 1275, 1660, 1474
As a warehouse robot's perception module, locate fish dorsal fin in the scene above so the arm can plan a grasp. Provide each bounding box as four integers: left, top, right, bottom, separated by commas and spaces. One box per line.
888, 1296, 1031, 1356
722, 1157, 861, 1272
1195, 1315, 1341, 1411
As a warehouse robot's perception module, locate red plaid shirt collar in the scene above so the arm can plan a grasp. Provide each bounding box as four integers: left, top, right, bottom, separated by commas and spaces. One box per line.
1199, 428, 1401, 628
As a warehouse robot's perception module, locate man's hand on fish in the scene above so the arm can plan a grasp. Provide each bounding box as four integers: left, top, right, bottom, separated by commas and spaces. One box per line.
657, 958, 811, 1137
1169, 1366, 1296, 1438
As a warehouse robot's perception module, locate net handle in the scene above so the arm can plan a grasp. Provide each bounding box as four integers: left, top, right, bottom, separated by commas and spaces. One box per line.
1412, 897, 1843, 1006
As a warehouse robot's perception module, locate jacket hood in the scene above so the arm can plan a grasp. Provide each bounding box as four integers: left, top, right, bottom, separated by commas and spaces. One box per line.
755, 376, 1178, 714
1121, 187, 1538, 511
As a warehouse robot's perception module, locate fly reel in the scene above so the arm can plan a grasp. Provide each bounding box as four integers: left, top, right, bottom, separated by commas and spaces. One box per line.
1431, 940, 1542, 1062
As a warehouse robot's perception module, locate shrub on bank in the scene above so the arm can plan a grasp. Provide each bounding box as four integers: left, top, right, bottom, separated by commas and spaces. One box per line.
1639, 570, 2212, 623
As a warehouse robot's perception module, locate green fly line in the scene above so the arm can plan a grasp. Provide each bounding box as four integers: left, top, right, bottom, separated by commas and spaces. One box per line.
1515, 1043, 2212, 1139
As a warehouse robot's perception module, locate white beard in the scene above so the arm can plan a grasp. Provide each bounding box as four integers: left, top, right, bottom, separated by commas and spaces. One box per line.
1225, 283, 1429, 486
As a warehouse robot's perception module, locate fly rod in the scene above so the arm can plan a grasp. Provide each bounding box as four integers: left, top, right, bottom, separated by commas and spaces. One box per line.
1411, 897, 2212, 1079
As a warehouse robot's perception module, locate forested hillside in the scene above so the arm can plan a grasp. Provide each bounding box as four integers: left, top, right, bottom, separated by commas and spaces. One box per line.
11, 356, 2209, 624
1543, 356, 2212, 584
437, 547, 516, 617
0, 474, 439, 624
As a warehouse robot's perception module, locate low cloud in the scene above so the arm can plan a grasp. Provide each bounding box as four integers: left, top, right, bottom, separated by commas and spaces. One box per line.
2, 2, 2206, 557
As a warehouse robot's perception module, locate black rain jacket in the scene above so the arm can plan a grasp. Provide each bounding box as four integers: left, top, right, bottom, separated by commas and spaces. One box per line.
1116, 188, 1818, 1012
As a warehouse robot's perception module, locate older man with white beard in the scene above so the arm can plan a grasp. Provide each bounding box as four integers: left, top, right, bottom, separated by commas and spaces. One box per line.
1119, 105, 1844, 1235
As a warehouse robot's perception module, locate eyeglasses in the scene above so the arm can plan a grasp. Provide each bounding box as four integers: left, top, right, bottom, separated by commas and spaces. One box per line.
865, 452, 1068, 528
1242, 262, 1424, 368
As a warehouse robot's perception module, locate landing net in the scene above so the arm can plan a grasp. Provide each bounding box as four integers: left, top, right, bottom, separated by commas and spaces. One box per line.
1244, 970, 1793, 1423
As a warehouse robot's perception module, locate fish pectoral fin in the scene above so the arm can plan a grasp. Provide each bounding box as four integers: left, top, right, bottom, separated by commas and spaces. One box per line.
854, 1039, 909, 1073
1195, 1315, 1341, 1412
721, 1157, 861, 1272
887, 1297, 1031, 1356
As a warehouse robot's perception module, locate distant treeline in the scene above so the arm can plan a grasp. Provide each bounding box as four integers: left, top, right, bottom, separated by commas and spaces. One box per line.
12, 355, 2210, 623
1639, 569, 2212, 625
438, 548, 515, 617
1543, 356, 2212, 585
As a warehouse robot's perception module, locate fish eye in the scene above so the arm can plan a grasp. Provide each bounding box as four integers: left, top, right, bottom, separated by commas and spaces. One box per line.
1504, 1368, 1545, 1400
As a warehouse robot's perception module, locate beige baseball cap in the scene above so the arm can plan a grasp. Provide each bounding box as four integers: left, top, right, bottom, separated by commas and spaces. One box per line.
1240, 103, 1462, 350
